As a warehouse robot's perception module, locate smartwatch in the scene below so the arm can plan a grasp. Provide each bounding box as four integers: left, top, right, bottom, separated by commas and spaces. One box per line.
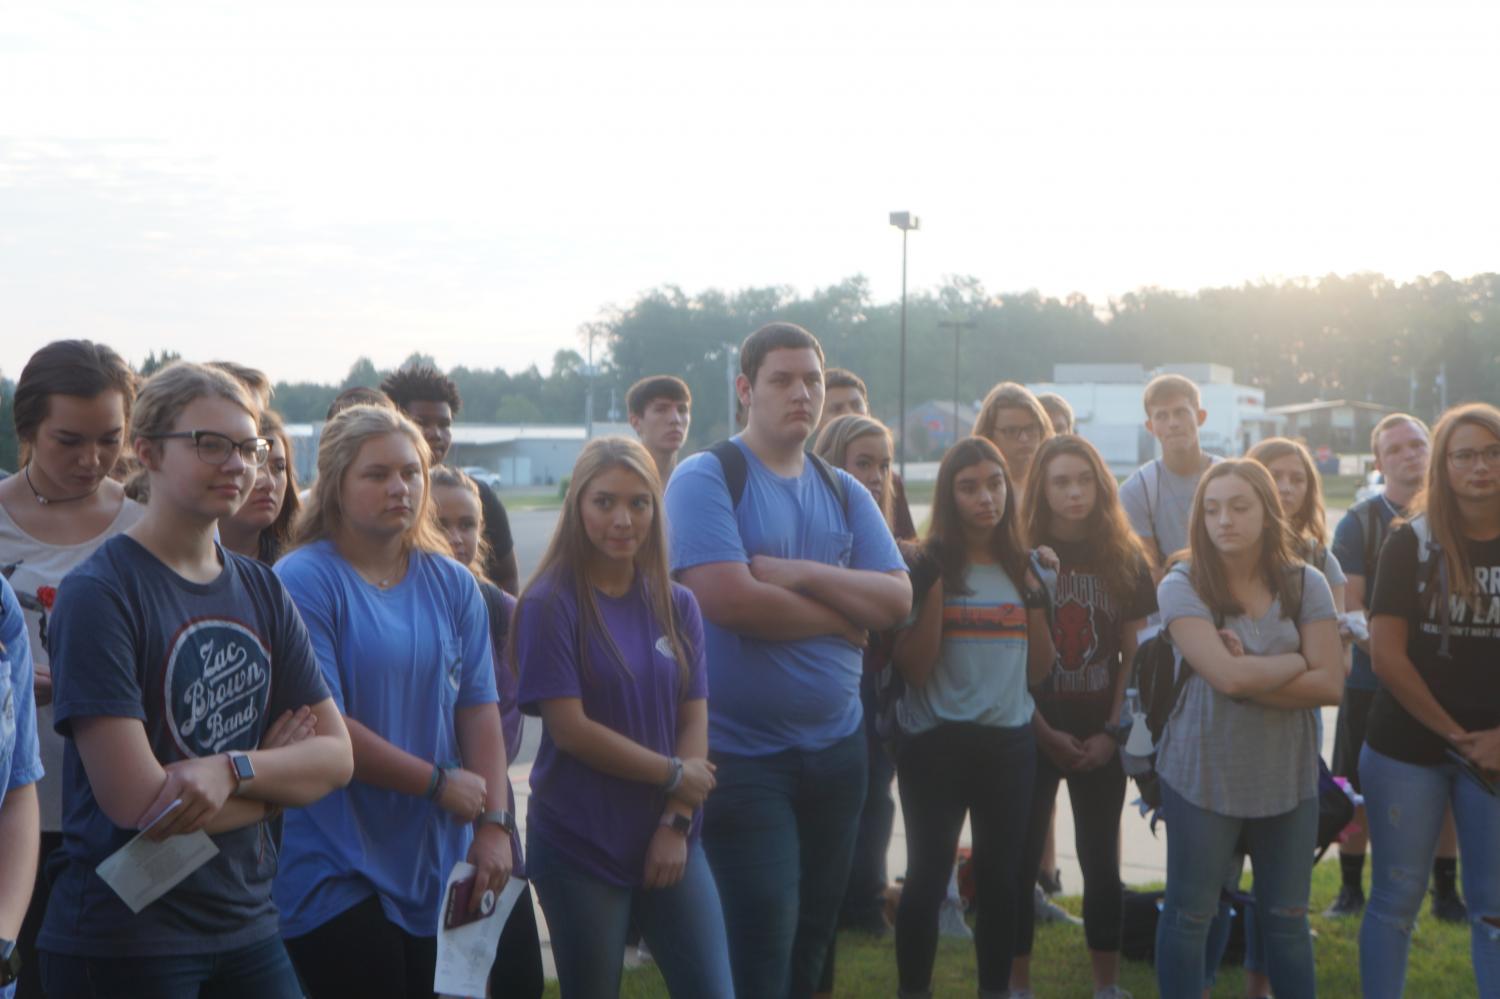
227, 751, 255, 788
659, 812, 692, 837
1, 938, 20, 988
476, 810, 517, 836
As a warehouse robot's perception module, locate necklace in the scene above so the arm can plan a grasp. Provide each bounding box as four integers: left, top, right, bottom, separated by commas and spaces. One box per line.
23, 465, 98, 506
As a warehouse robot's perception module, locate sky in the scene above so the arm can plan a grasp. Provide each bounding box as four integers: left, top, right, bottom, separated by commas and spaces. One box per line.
3, 0, 1497, 385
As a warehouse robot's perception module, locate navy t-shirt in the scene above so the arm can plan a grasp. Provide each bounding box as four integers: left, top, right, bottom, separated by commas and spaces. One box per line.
41, 535, 329, 958
1333, 496, 1404, 691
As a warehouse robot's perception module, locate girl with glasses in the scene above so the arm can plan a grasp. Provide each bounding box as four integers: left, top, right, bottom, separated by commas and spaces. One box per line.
973, 382, 1054, 506
1360, 403, 1500, 997
39, 362, 353, 998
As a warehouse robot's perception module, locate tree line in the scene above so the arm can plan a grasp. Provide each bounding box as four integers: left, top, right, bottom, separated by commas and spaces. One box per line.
2, 270, 1496, 470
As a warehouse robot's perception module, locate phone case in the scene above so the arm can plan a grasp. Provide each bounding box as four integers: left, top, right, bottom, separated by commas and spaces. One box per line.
443, 875, 497, 930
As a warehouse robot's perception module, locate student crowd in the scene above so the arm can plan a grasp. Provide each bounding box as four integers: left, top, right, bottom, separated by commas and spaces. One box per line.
0, 324, 1495, 999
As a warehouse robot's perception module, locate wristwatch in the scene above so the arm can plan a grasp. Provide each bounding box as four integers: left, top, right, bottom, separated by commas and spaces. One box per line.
227, 751, 255, 788
1, 937, 20, 988
659, 812, 692, 837
476, 810, 517, 836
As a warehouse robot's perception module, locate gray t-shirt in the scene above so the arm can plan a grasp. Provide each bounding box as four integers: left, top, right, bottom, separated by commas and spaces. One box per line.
1120, 456, 1222, 563
1155, 563, 1336, 817
898, 563, 1034, 735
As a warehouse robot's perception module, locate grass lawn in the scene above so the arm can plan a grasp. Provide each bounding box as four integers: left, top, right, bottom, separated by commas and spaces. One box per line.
549, 860, 1478, 997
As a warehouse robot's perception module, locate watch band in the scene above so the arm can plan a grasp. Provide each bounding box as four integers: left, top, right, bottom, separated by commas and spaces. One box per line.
0, 938, 19, 988
659, 812, 692, 836
476, 809, 516, 835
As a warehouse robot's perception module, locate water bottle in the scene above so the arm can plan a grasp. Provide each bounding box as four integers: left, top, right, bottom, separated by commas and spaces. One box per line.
1120, 687, 1153, 776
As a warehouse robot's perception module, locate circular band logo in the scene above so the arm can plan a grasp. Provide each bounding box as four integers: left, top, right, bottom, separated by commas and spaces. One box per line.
164, 619, 271, 758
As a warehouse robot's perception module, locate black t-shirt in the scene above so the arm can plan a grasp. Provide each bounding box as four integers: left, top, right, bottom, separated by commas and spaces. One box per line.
474, 479, 515, 576
1034, 540, 1157, 737
1367, 524, 1500, 765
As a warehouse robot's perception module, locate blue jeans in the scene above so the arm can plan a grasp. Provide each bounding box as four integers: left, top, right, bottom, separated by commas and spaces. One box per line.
1358, 745, 1500, 998
528, 832, 733, 999
703, 729, 867, 999
39, 936, 301, 999
1156, 782, 1318, 999
843, 672, 897, 924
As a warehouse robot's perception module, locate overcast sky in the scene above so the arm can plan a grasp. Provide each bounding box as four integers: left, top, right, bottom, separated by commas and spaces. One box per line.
3, 0, 1496, 384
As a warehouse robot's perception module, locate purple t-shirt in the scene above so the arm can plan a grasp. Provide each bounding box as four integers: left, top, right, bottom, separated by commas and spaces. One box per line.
517, 571, 707, 887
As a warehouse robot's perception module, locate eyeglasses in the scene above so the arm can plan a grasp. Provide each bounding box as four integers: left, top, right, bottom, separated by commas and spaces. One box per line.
995, 424, 1042, 443
1446, 445, 1500, 470
146, 431, 272, 467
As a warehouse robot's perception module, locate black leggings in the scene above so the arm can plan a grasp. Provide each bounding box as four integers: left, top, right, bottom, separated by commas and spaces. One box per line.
1015, 745, 1127, 955
285, 895, 437, 999
894, 723, 1035, 994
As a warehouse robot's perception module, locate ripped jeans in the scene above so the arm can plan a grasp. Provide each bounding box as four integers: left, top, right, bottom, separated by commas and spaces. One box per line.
1358, 745, 1500, 998
1155, 781, 1318, 999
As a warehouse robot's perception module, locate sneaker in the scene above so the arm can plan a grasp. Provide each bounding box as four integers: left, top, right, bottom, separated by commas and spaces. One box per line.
1094, 986, 1134, 999
1431, 886, 1469, 923
1037, 868, 1063, 896
1322, 884, 1365, 918
937, 897, 973, 939
1033, 884, 1084, 926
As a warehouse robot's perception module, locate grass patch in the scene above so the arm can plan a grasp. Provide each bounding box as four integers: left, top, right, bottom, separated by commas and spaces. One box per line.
548, 860, 1477, 997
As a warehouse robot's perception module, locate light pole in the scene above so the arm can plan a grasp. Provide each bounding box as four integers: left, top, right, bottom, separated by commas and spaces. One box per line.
721, 342, 740, 436
889, 211, 920, 476
938, 318, 976, 446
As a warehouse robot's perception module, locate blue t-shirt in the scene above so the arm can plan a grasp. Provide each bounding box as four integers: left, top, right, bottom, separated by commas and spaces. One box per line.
273, 541, 498, 938
1, 577, 42, 999
40, 536, 329, 958
1333, 497, 1403, 691
664, 437, 907, 755
517, 571, 708, 887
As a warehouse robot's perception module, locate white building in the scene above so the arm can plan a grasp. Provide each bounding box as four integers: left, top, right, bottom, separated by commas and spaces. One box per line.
1027, 363, 1279, 474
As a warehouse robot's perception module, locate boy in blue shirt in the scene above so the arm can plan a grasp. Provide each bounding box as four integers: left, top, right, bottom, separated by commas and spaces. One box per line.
666, 322, 911, 998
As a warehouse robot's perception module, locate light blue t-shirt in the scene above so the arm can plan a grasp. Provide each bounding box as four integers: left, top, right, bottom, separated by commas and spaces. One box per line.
898, 563, 1035, 735
665, 438, 907, 755
273, 542, 498, 938
1, 576, 42, 999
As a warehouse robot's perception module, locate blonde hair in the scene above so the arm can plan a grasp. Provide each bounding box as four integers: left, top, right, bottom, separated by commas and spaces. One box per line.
429, 465, 495, 582
293, 404, 449, 558
1411, 403, 1500, 611
812, 414, 893, 527
1180, 459, 1304, 619
131, 361, 259, 448
1247, 436, 1329, 547
512, 436, 693, 696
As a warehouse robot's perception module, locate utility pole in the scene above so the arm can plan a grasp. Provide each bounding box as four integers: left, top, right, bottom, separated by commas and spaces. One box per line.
938, 318, 976, 445
722, 342, 740, 436
889, 212, 920, 477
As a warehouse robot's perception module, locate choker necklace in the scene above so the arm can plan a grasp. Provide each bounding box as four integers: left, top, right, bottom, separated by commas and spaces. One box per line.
24, 465, 98, 507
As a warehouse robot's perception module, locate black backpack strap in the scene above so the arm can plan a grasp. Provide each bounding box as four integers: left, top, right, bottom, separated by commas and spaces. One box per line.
709, 440, 750, 510
711, 439, 847, 515
806, 452, 848, 514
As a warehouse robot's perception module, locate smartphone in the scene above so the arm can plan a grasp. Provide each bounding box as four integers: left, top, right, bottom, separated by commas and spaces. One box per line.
443, 875, 497, 930
1445, 749, 1498, 797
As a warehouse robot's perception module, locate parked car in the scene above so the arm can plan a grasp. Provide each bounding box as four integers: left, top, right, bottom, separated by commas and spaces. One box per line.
460, 465, 502, 489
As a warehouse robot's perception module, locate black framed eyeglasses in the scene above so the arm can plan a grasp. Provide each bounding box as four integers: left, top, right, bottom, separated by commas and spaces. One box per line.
1446, 445, 1500, 470
146, 431, 272, 467
996, 424, 1042, 443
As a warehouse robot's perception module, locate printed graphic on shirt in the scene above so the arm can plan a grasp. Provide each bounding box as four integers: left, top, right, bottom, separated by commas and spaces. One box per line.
1427, 567, 1500, 638
164, 619, 271, 757
1050, 569, 1118, 696
943, 602, 1026, 642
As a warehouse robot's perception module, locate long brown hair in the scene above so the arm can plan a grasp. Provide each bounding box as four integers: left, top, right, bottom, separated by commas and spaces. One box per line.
1410, 403, 1500, 611
293, 404, 450, 559
511, 437, 694, 697
1180, 459, 1304, 619
259, 410, 301, 563
1024, 435, 1148, 601
973, 382, 1053, 452
1247, 437, 1328, 547
924, 436, 1028, 594
429, 465, 496, 584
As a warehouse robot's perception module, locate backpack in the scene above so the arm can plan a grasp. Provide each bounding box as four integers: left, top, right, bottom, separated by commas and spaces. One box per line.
1407, 513, 1454, 658
1128, 563, 1306, 808
872, 544, 941, 756
1141, 459, 1166, 565
708, 439, 846, 512
1350, 497, 1393, 591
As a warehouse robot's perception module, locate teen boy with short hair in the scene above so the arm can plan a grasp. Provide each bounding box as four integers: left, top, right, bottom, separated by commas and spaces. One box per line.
1119, 374, 1220, 575
626, 375, 692, 481
666, 324, 911, 998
